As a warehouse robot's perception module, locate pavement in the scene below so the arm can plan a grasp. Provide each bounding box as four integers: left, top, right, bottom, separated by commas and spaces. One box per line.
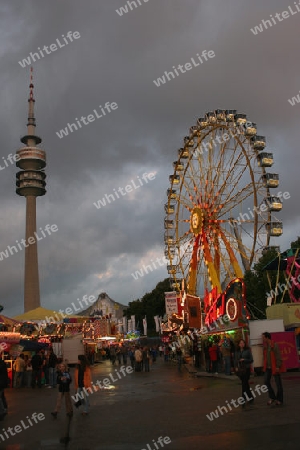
1, 357, 299, 450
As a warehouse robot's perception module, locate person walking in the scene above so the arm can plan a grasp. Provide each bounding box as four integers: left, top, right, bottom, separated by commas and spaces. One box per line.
51, 363, 73, 418
235, 339, 254, 408
262, 332, 285, 406
74, 355, 92, 415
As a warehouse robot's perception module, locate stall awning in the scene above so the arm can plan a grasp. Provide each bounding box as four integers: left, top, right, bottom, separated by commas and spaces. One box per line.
14, 307, 60, 321
262, 248, 300, 271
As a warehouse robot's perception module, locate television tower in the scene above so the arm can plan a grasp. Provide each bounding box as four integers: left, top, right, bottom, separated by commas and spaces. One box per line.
16, 68, 46, 312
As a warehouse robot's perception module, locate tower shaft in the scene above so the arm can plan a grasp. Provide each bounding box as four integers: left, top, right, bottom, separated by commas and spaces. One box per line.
24, 196, 40, 312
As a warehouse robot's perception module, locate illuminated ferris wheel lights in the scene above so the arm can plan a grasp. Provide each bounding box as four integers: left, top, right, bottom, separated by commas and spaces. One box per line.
184, 136, 194, 147
189, 125, 199, 136
173, 161, 184, 171
197, 117, 208, 129
235, 113, 247, 125
167, 188, 177, 199
265, 196, 283, 211
164, 235, 174, 245
169, 174, 180, 184
167, 265, 177, 274
165, 203, 175, 214
225, 110, 237, 121
244, 122, 257, 137
164, 219, 174, 229
178, 148, 189, 158
215, 109, 226, 121
266, 221, 283, 237
257, 152, 274, 167
262, 173, 279, 188
251, 135, 266, 150
206, 112, 217, 124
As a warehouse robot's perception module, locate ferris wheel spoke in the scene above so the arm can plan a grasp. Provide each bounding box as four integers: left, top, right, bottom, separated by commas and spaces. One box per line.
214, 146, 248, 204
220, 184, 254, 217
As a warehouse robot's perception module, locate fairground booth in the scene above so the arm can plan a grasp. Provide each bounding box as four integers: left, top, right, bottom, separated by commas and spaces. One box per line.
263, 247, 300, 365
163, 278, 250, 366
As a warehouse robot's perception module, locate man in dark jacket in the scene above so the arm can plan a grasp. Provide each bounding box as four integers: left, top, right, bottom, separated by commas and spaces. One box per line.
0, 357, 9, 420
31, 351, 43, 388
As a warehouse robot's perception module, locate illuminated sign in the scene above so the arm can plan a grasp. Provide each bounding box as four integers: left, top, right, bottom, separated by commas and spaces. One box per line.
226, 298, 238, 321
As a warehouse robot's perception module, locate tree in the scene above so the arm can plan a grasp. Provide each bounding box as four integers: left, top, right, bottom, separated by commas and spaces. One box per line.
291, 237, 300, 249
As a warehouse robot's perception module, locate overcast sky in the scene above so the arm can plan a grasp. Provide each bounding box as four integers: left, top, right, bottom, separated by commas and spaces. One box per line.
0, 0, 299, 317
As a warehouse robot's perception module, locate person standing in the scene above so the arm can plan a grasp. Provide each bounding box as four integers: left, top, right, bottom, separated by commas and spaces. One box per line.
121, 345, 128, 365
208, 342, 218, 374
176, 346, 183, 371
142, 347, 150, 372
204, 342, 210, 372
159, 345, 163, 357
74, 355, 92, 415
220, 337, 232, 376
129, 347, 135, 369
13, 354, 25, 388
116, 346, 122, 365
235, 339, 253, 407
110, 346, 116, 365
48, 348, 58, 389
163, 345, 169, 362
134, 347, 142, 372
23, 355, 32, 387
0, 356, 8, 420
51, 363, 73, 418
31, 351, 43, 388
262, 332, 285, 406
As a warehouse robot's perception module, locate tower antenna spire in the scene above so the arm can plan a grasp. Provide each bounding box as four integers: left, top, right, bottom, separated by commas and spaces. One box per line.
27, 67, 36, 136
21, 67, 41, 146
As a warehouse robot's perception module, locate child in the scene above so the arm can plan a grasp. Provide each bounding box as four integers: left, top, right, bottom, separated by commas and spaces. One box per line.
51, 363, 73, 418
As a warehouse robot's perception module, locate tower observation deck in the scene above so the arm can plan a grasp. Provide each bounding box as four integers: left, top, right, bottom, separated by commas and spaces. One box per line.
16, 68, 46, 312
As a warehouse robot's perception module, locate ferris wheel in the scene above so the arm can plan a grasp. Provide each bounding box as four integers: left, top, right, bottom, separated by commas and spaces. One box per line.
164, 109, 283, 297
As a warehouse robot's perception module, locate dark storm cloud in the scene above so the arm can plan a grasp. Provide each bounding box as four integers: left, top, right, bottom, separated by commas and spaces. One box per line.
0, 0, 299, 315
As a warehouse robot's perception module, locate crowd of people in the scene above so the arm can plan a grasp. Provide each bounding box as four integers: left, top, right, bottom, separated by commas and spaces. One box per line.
202, 333, 285, 408
0, 330, 286, 421
11, 347, 60, 389
108, 344, 158, 372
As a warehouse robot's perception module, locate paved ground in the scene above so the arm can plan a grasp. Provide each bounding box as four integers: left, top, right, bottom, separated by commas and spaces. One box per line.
1, 358, 299, 449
